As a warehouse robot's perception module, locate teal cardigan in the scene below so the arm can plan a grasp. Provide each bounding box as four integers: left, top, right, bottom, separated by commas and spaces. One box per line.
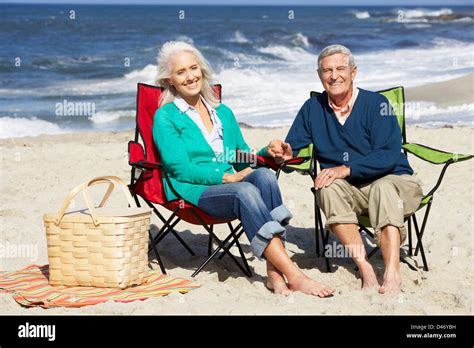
152, 102, 268, 205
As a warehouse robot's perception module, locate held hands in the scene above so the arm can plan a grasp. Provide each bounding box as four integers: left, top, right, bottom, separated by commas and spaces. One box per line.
267, 139, 293, 164
314, 165, 351, 189
222, 167, 253, 183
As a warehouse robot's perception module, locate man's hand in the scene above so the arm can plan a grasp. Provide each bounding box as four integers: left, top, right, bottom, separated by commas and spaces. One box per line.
222, 167, 253, 183
314, 165, 351, 189
267, 139, 293, 164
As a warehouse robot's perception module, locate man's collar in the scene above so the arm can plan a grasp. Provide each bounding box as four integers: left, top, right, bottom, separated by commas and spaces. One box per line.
328, 85, 358, 113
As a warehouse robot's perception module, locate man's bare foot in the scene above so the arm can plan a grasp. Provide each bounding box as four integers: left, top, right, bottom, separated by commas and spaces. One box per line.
358, 262, 379, 290
288, 275, 336, 298
379, 270, 401, 294
266, 272, 291, 296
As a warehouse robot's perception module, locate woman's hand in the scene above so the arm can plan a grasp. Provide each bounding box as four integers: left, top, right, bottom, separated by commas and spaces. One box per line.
222, 167, 253, 183
267, 139, 293, 163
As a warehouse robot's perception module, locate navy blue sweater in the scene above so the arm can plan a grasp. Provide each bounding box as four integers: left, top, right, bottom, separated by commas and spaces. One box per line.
285, 88, 413, 185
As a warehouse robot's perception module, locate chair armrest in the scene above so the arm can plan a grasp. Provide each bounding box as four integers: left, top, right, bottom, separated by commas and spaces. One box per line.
128, 141, 163, 169
132, 160, 163, 170
255, 155, 280, 171
279, 156, 312, 173
251, 143, 314, 174
403, 142, 473, 165
247, 153, 310, 172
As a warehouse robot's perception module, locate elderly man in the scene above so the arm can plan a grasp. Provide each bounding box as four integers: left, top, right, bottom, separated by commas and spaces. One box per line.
271, 44, 423, 294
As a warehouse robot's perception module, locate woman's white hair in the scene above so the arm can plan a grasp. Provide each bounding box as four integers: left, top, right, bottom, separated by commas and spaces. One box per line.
155, 41, 219, 108
317, 44, 356, 70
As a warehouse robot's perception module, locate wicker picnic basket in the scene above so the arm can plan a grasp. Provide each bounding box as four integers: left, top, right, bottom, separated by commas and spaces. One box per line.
43, 176, 152, 289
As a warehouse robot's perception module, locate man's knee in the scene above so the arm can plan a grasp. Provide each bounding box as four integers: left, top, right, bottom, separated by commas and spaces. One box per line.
317, 179, 348, 201
369, 178, 396, 195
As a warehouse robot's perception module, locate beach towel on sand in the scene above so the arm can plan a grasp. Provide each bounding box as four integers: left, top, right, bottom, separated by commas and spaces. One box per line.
0, 264, 200, 308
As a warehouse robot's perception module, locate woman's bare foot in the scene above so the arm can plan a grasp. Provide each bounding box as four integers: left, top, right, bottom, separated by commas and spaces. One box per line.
266, 272, 291, 296
266, 261, 291, 296
288, 274, 335, 298
358, 261, 380, 290
379, 269, 401, 294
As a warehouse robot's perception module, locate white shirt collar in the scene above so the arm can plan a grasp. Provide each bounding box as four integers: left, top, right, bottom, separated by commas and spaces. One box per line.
173, 95, 192, 113
173, 94, 216, 113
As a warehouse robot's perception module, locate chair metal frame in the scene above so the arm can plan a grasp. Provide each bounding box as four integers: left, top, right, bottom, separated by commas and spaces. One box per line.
128, 83, 253, 278
306, 87, 473, 272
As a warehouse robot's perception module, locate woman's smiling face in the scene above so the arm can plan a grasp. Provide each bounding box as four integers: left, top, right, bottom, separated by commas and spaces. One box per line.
168, 51, 203, 99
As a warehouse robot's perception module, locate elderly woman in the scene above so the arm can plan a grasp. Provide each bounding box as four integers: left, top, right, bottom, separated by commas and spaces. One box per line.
152, 41, 335, 297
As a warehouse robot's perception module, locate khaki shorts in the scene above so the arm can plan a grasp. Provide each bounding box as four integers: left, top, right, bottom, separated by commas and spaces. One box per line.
316, 174, 424, 246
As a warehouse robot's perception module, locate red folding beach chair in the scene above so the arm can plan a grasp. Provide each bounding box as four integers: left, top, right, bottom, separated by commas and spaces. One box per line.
128, 83, 251, 278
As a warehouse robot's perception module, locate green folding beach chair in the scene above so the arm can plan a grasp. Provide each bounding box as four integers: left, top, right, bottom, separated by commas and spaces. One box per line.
281, 86, 473, 272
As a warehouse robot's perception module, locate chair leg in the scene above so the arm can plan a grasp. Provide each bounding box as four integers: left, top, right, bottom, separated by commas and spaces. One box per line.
408, 216, 413, 256
170, 229, 196, 256
218, 223, 251, 276
131, 191, 141, 208
208, 226, 213, 257
400, 257, 418, 271
191, 242, 221, 278
217, 222, 242, 260
414, 203, 431, 255
148, 230, 166, 275
314, 203, 331, 272
191, 226, 249, 278
132, 192, 167, 274
314, 194, 321, 257
413, 203, 431, 272
149, 214, 180, 252
234, 234, 252, 277
322, 229, 331, 272
143, 199, 196, 256
189, 211, 250, 277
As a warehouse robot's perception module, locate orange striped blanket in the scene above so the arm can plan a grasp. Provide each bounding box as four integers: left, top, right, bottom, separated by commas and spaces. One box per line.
0, 264, 200, 308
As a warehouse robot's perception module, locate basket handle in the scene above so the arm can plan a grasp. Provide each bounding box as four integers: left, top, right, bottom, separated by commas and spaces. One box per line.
86, 176, 137, 208
54, 176, 137, 226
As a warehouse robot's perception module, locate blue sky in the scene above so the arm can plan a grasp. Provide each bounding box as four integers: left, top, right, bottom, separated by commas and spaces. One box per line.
1, 0, 472, 5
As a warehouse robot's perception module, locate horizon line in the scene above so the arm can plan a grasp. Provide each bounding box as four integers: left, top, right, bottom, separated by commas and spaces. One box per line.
2, 2, 473, 6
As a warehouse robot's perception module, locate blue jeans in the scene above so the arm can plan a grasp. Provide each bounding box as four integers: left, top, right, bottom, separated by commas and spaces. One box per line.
197, 168, 293, 259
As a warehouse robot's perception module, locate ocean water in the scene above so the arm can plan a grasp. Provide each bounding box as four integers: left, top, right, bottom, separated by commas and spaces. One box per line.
1, 4, 473, 138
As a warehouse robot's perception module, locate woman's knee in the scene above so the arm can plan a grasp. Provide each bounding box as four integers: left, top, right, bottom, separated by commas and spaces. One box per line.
252, 167, 278, 186
235, 182, 262, 204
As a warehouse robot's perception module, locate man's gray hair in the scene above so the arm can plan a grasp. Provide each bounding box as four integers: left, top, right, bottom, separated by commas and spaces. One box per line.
317, 44, 355, 70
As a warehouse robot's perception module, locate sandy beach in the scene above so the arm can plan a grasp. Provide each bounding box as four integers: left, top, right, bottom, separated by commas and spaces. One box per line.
0, 77, 473, 315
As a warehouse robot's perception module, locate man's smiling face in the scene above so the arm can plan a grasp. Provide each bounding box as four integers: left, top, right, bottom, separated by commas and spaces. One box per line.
318, 53, 357, 101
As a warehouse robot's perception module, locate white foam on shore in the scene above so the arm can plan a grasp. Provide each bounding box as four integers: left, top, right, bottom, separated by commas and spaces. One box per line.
405, 102, 474, 127
124, 64, 157, 81
0, 64, 157, 98
88, 110, 134, 124
2, 38, 471, 101
0, 117, 65, 139
2, 36, 473, 132
216, 39, 474, 126
355, 39, 474, 90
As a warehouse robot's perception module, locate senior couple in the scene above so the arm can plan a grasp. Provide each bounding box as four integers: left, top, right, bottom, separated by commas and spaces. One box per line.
152, 41, 423, 298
